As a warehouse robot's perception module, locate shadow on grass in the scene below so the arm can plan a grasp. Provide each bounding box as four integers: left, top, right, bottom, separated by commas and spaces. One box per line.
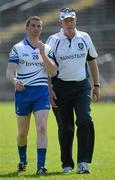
0, 171, 90, 178
0, 171, 19, 178
24, 172, 63, 178
0, 171, 64, 178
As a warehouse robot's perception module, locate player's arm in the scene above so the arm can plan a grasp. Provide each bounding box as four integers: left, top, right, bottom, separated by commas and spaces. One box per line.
6, 63, 17, 85
88, 59, 100, 102
36, 41, 57, 76
6, 63, 25, 91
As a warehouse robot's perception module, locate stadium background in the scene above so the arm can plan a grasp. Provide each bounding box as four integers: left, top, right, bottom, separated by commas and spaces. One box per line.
0, 0, 115, 101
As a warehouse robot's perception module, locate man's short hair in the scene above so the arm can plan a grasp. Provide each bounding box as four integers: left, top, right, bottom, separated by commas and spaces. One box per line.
60, 8, 76, 20
26, 16, 41, 27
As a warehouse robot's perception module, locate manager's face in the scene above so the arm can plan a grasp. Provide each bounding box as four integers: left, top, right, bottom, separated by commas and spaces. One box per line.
60, 17, 76, 31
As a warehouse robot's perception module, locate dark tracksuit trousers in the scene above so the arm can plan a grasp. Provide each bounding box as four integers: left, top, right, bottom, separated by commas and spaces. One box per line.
52, 78, 95, 169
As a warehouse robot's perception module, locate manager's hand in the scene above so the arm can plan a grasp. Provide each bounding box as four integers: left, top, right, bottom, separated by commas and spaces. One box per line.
49, 88, 57, 107
92, 86, 100, 102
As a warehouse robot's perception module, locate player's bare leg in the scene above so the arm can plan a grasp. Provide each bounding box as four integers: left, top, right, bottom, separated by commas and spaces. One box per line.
17, 114, 31, 172
34, 110, 49, 174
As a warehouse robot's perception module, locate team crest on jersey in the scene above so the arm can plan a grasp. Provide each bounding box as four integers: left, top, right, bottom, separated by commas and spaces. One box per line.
78, 43, 84, 50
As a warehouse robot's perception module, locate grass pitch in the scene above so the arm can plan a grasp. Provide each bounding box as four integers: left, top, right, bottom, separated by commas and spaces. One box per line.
0, 102, 115, 180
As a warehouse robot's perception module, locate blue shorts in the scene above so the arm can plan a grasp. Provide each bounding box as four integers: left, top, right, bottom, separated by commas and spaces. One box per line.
15, 86, 50, 116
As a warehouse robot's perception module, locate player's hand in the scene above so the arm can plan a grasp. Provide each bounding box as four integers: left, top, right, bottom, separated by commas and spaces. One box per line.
14, 79, 25, 91
36, 41, 45, 54
92, 86, 100, 102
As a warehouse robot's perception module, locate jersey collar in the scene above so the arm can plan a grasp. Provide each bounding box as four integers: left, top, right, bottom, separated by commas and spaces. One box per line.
60, 28, 82, 39
24, 38, 36, 50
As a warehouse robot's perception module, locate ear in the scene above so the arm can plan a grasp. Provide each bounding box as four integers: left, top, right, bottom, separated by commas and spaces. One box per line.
75, 17, 77, 23
58, 18, 62, 26
26, 25, 28, 31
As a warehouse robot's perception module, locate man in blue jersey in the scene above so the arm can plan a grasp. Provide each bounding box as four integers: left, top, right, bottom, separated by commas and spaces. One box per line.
6, 16, 57, 175
46, 8, 100, 174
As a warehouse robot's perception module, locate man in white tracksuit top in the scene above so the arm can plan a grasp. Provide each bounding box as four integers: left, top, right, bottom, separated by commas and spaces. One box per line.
46, 8, 100, 174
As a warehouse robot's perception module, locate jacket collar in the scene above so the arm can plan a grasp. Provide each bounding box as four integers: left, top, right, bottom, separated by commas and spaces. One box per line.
59, 28, 82, 39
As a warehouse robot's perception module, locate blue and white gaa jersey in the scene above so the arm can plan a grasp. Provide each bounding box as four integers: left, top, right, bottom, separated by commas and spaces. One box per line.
46, 29, 98, 81
9, 38, 52, 86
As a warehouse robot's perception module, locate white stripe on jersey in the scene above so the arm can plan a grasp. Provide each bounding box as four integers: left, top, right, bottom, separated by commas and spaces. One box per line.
9, 38, 52, 86
46, 29, 98, 81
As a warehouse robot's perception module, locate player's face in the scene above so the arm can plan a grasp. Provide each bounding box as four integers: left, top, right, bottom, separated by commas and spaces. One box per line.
26, 19, 43, 37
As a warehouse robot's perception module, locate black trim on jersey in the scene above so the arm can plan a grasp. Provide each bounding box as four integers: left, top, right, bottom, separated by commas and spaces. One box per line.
68, 38, 72, 48
48, 53, 59, 67
12, 47, 18, 54
85, 62, 89, 78
55, 40, 61, 53
80, 37, 88, 49
26, 39, 36, 50
87, 50, 96, 61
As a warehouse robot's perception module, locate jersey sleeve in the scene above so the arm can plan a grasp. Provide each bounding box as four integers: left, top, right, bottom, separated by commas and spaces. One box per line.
45, 36, 57, 61
44, 43, 57, 66
86, 34, 98, 61
8, 45, 19, 64
46, 35, 57, 49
